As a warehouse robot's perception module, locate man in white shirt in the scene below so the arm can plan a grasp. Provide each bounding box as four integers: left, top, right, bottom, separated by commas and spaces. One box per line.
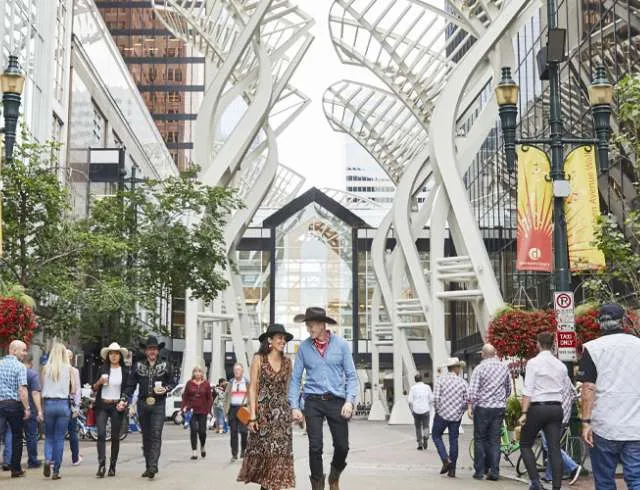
519, 331, 571, 490
408, 374, 433, 450
578, 303, 640, 490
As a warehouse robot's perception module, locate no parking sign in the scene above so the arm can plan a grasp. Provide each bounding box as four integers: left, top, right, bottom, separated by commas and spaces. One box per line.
554, 291, 577, 362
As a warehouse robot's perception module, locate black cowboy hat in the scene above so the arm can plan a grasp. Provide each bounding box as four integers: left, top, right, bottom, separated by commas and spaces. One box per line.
139, 335, 165, 350
293, 307, 337, 325
258, 324, 294, 343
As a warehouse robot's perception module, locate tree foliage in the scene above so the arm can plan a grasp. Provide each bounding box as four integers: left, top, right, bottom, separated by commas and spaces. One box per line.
0, 134, 241, 344
581, 73, 640, 307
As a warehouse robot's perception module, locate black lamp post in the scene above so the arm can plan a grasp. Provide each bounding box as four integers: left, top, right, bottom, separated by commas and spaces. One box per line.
0, 55, 26, 163
495, 56, 613, 295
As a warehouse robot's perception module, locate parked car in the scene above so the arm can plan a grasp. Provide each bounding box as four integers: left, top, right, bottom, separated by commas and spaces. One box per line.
165, 384, 185, 424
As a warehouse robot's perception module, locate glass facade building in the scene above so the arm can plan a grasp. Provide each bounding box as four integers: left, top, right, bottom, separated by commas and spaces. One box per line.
97, 0, 205, 170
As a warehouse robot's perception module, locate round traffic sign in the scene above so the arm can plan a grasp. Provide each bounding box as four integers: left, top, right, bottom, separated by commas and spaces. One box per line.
555, 292, 572, 309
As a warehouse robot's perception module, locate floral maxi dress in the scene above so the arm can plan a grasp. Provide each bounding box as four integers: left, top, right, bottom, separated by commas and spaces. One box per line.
237, 354, 295, 489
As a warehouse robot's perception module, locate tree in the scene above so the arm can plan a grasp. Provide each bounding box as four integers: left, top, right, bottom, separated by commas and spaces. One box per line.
83, 167, 242, 339
0, 134, 241, 344
581, 74, 640, 307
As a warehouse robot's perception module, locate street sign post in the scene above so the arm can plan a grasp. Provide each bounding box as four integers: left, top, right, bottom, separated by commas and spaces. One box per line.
554, 291, 577, 361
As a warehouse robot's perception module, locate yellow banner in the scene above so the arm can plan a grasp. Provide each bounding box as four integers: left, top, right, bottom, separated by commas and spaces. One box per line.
516, 145, 553, 272
564, 145, 605, 271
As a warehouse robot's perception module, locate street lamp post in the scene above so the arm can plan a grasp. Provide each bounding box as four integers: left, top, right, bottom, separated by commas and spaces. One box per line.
0, 55, 26, 162
495, 34, 613, 297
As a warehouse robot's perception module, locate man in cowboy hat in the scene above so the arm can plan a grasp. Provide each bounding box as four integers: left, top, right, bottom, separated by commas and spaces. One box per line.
129, 336, 171, 479
432, 357, 468, 478
288, 307, 358, 490
469, 343, 512, 481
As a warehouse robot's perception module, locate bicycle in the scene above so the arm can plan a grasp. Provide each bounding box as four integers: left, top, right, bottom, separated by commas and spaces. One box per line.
515, 424, 586, 477
469, 421, 544, 477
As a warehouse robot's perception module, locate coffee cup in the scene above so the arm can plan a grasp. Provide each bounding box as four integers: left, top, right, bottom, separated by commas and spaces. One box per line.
101, 374, 109, 386
154, 381, 163, 393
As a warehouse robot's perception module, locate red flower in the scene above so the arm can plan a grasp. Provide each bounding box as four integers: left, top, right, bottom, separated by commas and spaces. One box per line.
0, 298, 38, 348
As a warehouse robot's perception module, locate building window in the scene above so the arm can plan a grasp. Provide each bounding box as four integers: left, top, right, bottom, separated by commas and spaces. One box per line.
54, 0, 68, 104
174, 68, 182, 81
92, 102, 106, 146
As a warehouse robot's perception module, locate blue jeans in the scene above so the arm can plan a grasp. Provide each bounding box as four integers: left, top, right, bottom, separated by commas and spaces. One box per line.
67, 415, 80, 463
43, 399, 70, 473
432, 413, 461, 465
2, 429, 9, 464
473, 406, 505, 477
541, 431, 578, 481
3, 416, 39, 467
590, 433, 640, 490
214, 406, 225, 431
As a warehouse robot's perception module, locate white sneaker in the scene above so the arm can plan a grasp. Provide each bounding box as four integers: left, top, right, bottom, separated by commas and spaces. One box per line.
569, 465, 582, 485
72, 456, 83, 466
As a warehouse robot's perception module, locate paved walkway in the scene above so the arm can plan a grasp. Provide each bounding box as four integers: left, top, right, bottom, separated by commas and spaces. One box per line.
0, 420, 601, 489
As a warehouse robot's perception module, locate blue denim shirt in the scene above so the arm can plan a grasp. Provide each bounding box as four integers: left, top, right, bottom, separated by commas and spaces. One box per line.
288, 334, 358, 409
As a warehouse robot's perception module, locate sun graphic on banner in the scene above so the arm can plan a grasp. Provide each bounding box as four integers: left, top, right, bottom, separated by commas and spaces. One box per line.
516, 146, 553, 272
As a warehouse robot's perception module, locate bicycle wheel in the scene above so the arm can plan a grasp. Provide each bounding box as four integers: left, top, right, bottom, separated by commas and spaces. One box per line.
469, 438, 475, 462
516, 437, 544, 477
564, 435, 587, 466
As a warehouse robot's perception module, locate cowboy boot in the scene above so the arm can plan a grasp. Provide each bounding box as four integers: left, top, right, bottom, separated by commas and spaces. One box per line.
328, 465, 343, 490
309, 474, 325, 490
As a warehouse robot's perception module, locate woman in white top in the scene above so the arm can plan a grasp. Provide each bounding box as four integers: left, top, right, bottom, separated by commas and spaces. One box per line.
92, 342, 131, 478
41, 341, 76, 480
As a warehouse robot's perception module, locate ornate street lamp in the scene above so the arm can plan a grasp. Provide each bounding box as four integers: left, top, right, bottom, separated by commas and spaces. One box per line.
0, 55, 26, 162
589, 65, 613, 172
495, 67, 519, 173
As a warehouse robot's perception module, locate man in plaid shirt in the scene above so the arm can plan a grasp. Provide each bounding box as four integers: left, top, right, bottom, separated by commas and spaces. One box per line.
432, 357, 469, 478
469, 343, 511, 481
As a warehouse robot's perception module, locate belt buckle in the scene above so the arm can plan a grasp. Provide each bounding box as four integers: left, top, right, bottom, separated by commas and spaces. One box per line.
321, 393, 331, 401
145, 396, 156, 406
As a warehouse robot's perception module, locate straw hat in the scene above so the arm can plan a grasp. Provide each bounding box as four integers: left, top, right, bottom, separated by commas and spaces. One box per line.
100, 342, 128, 360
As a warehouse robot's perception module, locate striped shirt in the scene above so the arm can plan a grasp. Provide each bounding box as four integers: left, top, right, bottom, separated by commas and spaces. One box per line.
0, 355, 27, 401
229, 379, 247, 406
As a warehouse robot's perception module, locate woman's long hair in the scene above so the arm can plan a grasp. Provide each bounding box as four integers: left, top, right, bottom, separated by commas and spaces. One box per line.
103, 349, 125, 370
257, 337, 284, 358
45, 342, 70, 382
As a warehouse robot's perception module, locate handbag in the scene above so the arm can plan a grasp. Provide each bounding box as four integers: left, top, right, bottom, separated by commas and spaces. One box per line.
235, 388, 250, 425
236, 405, 251, 425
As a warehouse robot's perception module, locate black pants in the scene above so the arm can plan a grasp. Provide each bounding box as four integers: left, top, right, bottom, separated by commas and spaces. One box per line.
0, 401, 24, 472
520, 403, 563, 490
412, 411, 430, 444
228, 406, 247, 458
305, 397, 349, 482
190, 413, 207, 450
473, 406, 505, 477
139, 402, 165, 472
96, 404, 125, 465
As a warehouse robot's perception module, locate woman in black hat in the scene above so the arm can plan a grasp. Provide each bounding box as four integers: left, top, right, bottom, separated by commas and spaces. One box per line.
237, 324, 295, 490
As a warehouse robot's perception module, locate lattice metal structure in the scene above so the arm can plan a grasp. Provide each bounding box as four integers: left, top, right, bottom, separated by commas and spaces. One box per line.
152, 0, 313, 381
326, 0, 535, 422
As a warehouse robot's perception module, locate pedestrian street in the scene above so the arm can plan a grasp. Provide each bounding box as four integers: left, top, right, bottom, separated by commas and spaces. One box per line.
1, 420, 602, 489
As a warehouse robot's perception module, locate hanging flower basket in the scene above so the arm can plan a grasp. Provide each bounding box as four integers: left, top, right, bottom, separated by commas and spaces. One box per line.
0, 284, 37, 348
487, 308, 556, 360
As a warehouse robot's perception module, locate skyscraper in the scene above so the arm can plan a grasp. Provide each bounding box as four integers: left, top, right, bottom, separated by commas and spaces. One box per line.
97, 0, 204, 171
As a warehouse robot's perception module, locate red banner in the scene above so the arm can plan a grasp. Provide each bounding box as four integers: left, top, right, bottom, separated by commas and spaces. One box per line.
516, 146, 553, 272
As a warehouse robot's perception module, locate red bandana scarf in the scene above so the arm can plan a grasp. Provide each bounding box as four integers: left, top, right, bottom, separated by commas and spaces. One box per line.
313, 331, 331, 357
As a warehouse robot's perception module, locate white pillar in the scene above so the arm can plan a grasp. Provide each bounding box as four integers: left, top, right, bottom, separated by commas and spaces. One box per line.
180, 292, 202, 384
208, 321, 225, 384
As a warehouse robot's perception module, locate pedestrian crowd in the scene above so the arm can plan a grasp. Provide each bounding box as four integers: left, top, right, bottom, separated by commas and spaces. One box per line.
1, 302, 639, 490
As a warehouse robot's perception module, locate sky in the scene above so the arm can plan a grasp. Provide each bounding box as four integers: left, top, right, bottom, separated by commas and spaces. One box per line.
276, 1, 381, 192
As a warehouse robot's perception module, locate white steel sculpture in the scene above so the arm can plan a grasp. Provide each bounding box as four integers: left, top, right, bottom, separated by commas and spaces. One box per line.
327, 0, 535, 422
152, 0, 313, 382
323, 80, 433, 421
